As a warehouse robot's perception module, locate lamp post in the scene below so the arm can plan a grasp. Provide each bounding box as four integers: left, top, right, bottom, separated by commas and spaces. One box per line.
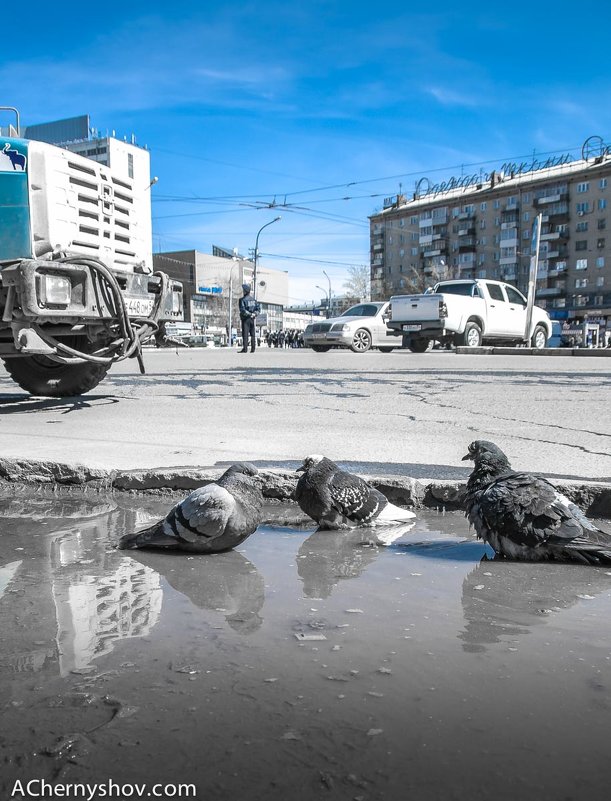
316, 285, 330, 317
253, 216, 281, 300
322, 270, 332, 317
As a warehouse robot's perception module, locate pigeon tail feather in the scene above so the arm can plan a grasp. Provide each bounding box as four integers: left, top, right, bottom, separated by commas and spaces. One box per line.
118, 520, 172, 550
372, 502, 417, 524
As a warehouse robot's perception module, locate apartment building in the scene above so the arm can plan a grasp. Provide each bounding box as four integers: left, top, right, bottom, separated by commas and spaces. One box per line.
370, 143, 611, 330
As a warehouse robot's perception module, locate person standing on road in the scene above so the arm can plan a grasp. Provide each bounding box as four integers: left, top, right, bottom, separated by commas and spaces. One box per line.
238, 284, 260, 353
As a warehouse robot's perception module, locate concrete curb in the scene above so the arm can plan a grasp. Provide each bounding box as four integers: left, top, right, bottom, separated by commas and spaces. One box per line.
455, 346, 611, 356
1, 457, 610, 519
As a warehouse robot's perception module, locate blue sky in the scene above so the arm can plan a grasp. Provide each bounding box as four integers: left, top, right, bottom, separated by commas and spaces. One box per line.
3, 0, 611, 303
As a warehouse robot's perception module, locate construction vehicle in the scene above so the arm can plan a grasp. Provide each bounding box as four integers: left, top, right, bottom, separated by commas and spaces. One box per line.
0, 114, 183, 397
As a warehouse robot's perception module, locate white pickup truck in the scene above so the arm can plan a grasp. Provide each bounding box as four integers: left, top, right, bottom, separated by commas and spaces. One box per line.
387, 279, 552, 351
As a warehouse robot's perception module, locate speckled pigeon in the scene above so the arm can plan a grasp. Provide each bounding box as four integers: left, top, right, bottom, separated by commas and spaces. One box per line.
295, 455, 416, 530
463, 440, 611, 564
118, 463, 263, 553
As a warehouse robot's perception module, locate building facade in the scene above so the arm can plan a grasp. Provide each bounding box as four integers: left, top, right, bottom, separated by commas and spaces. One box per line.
370, 144, 611, 335
153, 248, 289, 341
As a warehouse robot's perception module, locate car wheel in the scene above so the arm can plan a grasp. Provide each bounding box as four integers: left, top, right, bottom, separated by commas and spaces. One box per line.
311, 345, 331, 352
460, 322, 482, 347
408, 339, 430, 353
350, 328, 372, 353
532, 325, 548, 349
378, 347, 395, 353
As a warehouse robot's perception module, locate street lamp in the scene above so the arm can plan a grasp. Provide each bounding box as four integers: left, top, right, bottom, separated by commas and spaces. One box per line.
322, 270, 332, 318
253, 216, 281, 300
316, 285, 330, 317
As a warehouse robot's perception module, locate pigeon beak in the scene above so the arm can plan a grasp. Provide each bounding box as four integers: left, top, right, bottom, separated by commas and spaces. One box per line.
296, 465, 306, 473
461, 452, 472, 461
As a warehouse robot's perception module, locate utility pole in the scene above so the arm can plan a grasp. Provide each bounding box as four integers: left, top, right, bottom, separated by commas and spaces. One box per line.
322, 270, 332, 318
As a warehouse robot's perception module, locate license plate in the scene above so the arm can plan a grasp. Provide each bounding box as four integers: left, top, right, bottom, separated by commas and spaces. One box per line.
124, 295, 156, 317
402, 324, 422, 332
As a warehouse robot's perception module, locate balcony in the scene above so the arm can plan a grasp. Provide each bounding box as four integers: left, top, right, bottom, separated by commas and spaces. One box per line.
457, 227, 476, 237
537, 287, 564, 297
501, 221, 518, 230
373, 242, 384, 251
457, 212, 476, 221
459, 238, 477, 250
500, 255, 518, 266
534, 193, 568, 206
372, 257, 383, 267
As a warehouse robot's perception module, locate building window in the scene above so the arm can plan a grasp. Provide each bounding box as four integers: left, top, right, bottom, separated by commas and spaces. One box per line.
411, 247, 418, 256
596, 276, 604, 287
598, 218, 606, 230
575, 240, 588, 251
480, 219, 486, 229
411, 232, 418, 240
127, 153, 134, 179
480, 202, 487, 211
575, 295, 587, 307
576, 221, 588, 232
523, 211, 530, 222
594, 295, 604, 305
399, 248, 405, 257
576, 202, 591, 213
600, 178, 608, 189
506, 195, 517, 206
399, 219, 405, 227
598, 238, 605, 249
494, 217, 500, 226
493, 200, 500, 209
577, 182, 589, 193
410, 216, 418, 225
523, 193, 531, 203
523, 229, 530, 239
596, 256, 605, 268
576, 258, 588, 270
575, 278, 588, 288
599, 198, 607, 210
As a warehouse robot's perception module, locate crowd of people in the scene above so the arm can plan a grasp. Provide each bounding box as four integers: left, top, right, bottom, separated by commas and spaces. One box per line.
264, 329, 306, 348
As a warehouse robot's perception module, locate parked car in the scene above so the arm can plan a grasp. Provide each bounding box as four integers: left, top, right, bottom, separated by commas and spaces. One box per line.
387, 279, 552, 351
304, 302, 399, 353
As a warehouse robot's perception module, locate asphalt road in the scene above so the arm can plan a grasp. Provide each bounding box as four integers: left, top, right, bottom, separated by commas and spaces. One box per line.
1, 347, 610, 482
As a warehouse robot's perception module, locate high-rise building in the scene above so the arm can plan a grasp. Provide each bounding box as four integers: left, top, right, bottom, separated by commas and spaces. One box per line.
370, 140, 611, 333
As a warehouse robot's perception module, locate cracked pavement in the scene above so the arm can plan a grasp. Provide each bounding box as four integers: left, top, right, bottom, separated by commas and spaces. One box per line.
1, 348, 610, 482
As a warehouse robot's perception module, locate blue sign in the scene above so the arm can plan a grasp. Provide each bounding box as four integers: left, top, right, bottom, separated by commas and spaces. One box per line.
197, 286, 223, 295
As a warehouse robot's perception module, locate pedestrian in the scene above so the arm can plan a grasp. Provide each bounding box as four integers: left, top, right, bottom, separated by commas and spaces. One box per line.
238, 284, 260, 353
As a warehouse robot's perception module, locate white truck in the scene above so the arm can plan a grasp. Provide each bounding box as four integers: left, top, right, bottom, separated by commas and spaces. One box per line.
387, 279, 552, 351
0, 131, 183, 396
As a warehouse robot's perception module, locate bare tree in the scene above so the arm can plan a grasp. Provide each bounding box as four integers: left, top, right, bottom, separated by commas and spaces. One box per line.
343, 265, 370, 301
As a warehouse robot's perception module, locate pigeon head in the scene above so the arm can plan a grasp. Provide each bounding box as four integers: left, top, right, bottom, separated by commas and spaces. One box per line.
222, 462, 258, 478
462, 440, 511, 468
296, 454, 325, 473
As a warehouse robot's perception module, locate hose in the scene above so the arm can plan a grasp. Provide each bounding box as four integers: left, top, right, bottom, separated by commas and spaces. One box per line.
29, 257, 169, 368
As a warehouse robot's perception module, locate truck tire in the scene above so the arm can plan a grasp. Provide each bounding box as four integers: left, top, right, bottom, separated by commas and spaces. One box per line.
350, 328, 372, 353
532, 325, 548, 349
378, 346, 395, 353
2, 355, 110, 397
408, 339, 430, 353
311, 345, 331, 352
460, 322, 482, 347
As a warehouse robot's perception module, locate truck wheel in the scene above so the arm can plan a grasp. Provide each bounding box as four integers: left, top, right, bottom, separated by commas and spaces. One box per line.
408, 339, 430, 353
460, 322, 482, 347
2, 355, 110, 397
311, 345, 331, 352
532, 325, 548, 349
378, 347, 395, 353
350, 329, 372, 353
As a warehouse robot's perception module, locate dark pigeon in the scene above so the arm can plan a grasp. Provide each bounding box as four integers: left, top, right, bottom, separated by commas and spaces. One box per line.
118, 463, 263, 553
463, 440, 611, 564
295, 454, 416, 530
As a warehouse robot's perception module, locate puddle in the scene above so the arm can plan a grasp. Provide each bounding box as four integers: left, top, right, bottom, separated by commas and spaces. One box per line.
1, 493, 611, 800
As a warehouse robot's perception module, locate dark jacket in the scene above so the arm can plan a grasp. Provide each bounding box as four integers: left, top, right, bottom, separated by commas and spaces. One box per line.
239, 294, 260, 321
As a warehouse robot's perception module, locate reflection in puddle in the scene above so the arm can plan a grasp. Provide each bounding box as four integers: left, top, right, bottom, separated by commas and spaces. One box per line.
130, 549, 265, 633
460, 557, 611, 652
297, 528, 381, 598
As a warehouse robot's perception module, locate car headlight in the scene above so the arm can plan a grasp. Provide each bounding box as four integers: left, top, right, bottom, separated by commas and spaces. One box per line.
330, 323, 350, 332
40, 274, 71, 306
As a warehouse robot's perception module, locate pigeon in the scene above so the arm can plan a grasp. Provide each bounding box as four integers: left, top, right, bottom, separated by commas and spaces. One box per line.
118, 463, 263, 553
295, 455, 416, 530
462, 440, 611, 564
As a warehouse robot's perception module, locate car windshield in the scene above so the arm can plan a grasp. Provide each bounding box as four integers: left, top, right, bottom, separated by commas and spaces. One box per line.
342, 304, 382, 317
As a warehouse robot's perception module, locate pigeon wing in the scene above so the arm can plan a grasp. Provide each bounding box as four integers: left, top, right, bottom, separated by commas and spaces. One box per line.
327, 468, 387, 523
478, 473, 588, 548
165, 484, 234, 543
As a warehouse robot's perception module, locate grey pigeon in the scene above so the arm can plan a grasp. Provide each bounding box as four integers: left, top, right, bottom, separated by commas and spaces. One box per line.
295, 454, 416, 530
463, 440, 611, 564
118, 463, 263, 553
